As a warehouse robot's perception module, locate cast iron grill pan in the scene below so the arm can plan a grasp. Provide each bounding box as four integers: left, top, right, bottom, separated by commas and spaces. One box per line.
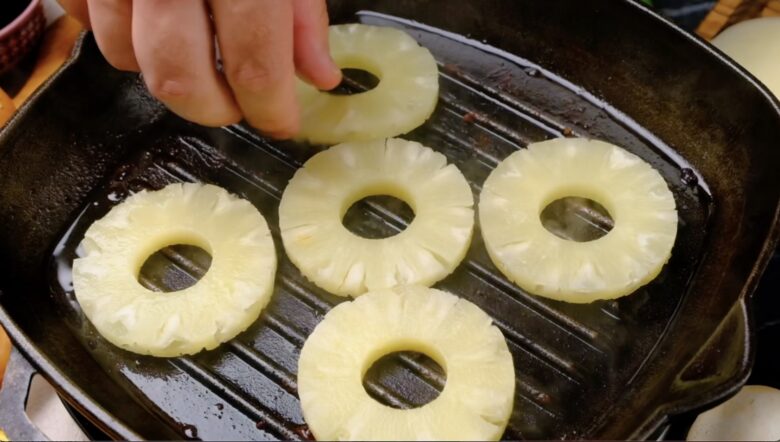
1, 0, 779, 440
47, 13, 713, 440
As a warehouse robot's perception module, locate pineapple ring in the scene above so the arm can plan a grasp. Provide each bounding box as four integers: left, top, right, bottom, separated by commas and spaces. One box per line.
479, 138, 678, 303
295, 24, 439, 144
72, 183, 277, 357
298, 286, 516, 441
279, 138, 474, 297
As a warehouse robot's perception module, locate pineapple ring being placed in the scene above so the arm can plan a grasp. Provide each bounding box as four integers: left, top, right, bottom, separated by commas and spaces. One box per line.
296, 24, 439, 144
298, 286, 515, 441
72, 183, 277, 357
479, 138, 678, 303
279, 138, 474, 297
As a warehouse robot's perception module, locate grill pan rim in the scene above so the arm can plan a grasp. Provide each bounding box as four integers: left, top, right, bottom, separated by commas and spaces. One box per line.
0, 0, 779, 438
0, 309, 142, 440
591, 2, 780, 438
0, 32, 144, 441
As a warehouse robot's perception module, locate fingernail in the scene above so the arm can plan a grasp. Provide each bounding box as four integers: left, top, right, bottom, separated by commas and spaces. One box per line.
326, 55, 341, 81
266, 118, 300, 140
320, 40, 342, 85
328, 56, 342, 77
266, 129, 296, 140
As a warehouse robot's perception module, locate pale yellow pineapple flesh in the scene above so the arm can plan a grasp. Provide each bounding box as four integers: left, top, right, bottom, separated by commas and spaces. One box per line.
72, 183, 276, 357
279, 138, 474, 297
298, 285, 516, 441
296, 24, 439, 144
479, 138, 678, 303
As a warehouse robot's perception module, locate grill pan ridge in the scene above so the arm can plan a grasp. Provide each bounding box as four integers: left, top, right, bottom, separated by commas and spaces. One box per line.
0, 0, 779, 440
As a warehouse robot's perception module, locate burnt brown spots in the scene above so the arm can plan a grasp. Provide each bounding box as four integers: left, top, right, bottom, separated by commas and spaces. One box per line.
463, 112, 478, 124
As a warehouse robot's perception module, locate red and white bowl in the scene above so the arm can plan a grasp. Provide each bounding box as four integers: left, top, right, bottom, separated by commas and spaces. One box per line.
0, 0, 45, 75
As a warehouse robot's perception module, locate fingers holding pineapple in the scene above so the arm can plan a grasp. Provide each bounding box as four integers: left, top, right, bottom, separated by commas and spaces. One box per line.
279, 138, 475, 297
296, 24, 439, 144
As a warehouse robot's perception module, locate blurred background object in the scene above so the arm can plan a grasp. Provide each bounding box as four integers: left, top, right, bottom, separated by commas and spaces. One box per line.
0, 0, 45, 75
11, 14, 80, 106
697, 0, 780, 38
0, 327, 9, 386
0, 88, 15, 126
711, 16, 780, 97
687, 385, 780, 440
654, 0, 720, 30
651, 0, 780, 35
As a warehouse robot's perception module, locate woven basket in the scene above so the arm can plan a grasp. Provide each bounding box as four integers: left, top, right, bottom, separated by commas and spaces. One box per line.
697, 0, 780, 39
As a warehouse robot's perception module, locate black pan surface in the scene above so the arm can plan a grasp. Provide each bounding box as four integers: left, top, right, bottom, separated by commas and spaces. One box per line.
1, 0, 779, 439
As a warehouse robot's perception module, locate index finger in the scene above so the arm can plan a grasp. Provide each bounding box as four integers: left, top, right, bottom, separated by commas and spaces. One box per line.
209, 0, 299, 138
132, 0, 241, 127
293, 0, 341, 90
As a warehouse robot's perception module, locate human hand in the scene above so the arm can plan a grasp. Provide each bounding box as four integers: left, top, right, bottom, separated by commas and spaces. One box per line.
57, 0, 343, 138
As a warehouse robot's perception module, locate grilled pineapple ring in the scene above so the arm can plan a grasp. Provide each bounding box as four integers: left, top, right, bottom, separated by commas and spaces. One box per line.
298, 286, 515, 441
296, 24, 439, 144
72, 183, 276, 357
279, 138, 474, 297
479, 138, 678, 303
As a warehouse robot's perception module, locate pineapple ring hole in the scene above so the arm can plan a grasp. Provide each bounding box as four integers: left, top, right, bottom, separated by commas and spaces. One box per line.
342, 194, 416, 239
540, 196, 614, 242
137, 244, 212, 293
328, 68, 381, 95
363, 350, 446, 409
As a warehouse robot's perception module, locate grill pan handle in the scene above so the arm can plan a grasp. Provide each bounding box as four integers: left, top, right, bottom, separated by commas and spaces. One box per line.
669, 302, 751, 409
0, 348, 49, 441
